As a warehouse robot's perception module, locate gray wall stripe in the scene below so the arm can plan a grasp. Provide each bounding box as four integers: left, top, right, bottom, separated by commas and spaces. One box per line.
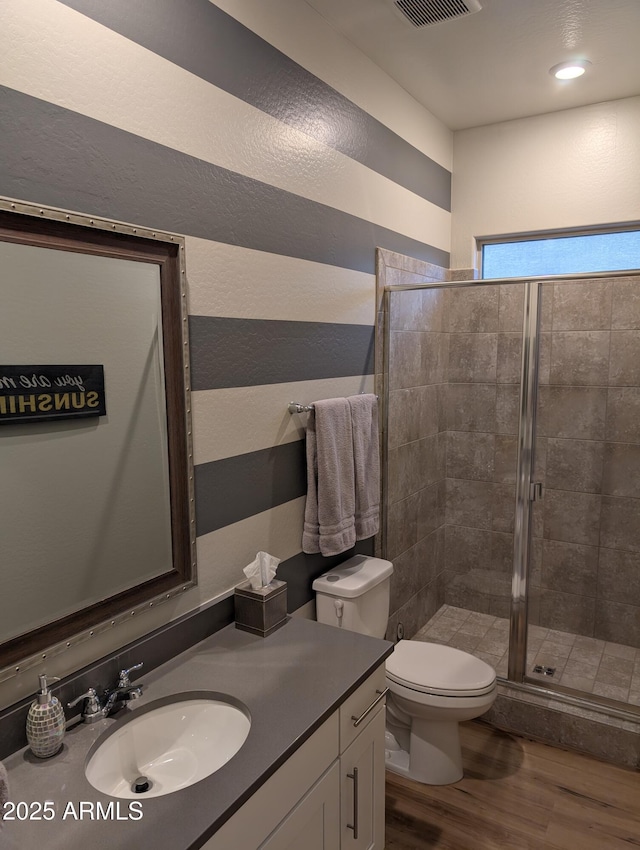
0, 87, 449, 274
195, 441, 306, 537
57, 0, 452, 211
189, 317, 374, 391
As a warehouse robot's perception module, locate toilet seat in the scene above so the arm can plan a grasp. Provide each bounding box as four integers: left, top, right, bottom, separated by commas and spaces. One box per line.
386, 640, 496, 698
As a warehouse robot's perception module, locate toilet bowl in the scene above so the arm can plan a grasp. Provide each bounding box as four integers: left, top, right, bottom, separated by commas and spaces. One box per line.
313, 555, 497, 785
384, 639, 496, 784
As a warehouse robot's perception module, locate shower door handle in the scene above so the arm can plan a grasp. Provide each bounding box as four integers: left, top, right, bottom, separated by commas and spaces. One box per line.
529, 482, 544, 502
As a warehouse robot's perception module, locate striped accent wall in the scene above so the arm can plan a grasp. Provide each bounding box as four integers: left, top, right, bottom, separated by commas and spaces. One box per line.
0, 0, 451, 644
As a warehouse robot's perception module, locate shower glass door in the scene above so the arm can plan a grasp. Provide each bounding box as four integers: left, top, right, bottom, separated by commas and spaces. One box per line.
524, 275, 640, 709
383, 269, 640, 712
384, 280, 525, 669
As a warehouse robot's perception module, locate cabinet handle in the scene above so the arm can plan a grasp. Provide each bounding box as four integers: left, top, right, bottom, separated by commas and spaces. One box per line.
351, 687, 388, 728
346, 767, 359, 839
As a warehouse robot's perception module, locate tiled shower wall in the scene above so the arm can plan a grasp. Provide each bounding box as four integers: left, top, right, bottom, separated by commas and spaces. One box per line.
384, 273, 640, 650
379, 250, 449, 641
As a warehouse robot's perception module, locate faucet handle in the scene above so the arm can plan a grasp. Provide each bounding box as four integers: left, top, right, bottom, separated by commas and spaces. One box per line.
68, 687, 98, 708
118, 662, 143, 687
68, 687, 103, 722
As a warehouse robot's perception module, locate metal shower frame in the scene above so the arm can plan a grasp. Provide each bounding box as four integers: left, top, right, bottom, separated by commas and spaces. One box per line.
382, 269, 640, 723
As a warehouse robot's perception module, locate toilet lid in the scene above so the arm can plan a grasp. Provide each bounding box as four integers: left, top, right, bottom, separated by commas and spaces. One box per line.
386, 641, 496, 697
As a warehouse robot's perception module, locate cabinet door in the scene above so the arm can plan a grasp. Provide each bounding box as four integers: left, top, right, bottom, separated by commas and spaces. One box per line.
260, 762, 340, 850
202, 714, 339, 850
340, 706, 386, 850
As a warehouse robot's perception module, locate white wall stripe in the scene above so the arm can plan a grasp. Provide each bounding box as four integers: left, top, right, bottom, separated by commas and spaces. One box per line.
193, 497, 307, 601
185, 237, 375, 324
0, 0, 450, 253
191, 375, 376, 464
211, 0, 453, 171
0, 0, 450, 706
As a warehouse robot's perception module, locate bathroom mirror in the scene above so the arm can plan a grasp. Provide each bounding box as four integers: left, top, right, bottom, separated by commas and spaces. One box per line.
0, 204, 195, 672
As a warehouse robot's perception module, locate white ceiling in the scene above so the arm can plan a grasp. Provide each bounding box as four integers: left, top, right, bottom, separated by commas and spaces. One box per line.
304, 0, 640, 130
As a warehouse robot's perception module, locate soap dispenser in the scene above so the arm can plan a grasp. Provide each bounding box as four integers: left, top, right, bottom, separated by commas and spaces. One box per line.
26, 675, 65, 758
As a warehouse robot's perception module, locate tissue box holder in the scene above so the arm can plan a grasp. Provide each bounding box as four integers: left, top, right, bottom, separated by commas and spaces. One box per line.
234, 579, 288, 637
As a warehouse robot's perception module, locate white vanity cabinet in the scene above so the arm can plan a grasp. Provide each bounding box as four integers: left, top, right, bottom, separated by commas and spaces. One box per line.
340, 707, 386, 850
202, 664, 387, 850
338, 664, 387, 850
260, 762, 341, 850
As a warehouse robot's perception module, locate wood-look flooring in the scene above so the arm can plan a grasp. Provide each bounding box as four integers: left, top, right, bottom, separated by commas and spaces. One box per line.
385, 721, 640, 850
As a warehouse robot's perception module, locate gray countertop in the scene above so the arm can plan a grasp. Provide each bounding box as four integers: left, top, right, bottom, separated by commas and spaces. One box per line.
0, 617, 393, 850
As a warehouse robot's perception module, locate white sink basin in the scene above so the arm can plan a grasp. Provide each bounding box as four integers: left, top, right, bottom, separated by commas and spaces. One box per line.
85, 692, 251, 798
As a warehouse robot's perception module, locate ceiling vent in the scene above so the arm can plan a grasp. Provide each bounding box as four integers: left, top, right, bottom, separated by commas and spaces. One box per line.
391, 0, 482, 28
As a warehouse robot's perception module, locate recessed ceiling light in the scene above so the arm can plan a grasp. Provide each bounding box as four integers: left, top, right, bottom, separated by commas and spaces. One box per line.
550, 60, 591, 80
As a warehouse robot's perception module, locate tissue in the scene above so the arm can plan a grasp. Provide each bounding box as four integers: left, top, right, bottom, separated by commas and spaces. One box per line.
243, 551, 280, 590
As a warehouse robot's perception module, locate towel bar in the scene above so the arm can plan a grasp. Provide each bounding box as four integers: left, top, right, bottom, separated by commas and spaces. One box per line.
288, 402, 314, 414
288, 395, 378, 414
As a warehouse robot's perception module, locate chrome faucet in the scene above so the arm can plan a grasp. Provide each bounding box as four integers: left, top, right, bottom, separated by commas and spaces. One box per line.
102, 663, 145, 716
68, 663, 145, 723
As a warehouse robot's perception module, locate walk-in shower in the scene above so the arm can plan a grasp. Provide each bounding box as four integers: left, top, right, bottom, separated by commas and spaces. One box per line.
382, 269, 640, 723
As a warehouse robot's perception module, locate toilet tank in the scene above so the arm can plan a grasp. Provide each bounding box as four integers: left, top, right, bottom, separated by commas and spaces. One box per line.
312, 555, 393, 639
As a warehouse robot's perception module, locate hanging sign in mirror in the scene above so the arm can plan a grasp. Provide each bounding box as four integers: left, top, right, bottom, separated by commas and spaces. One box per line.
0, 365, 107, 424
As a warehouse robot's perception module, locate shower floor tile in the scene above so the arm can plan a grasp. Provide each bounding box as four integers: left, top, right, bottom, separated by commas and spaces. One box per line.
413, 604, 640, 706
416, 606, 508, 680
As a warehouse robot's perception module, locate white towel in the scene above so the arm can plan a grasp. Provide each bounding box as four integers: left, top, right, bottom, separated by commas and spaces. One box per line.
302, 398, 356, 556
348, 394, 380, 540
0, 761, 8, 828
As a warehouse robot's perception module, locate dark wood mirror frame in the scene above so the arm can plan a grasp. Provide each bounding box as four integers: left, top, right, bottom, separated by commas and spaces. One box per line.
0, 207, 195, 670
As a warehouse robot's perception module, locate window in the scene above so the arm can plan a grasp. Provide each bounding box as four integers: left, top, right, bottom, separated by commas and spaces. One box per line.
481, 229, 640, 279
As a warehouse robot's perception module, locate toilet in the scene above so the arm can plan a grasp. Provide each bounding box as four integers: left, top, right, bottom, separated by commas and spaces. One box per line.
313, 554, 497, 785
